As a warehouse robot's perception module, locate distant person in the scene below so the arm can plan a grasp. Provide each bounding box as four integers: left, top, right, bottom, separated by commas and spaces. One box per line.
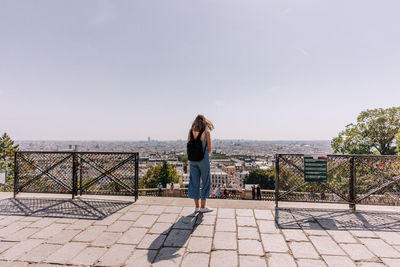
211, 186, 216, 197
223, 184, 228, 198
216, 184, 221, 198
238, 183, 243, 193
252, 185, 255, 200
231, 182, 237, 195
157, 183, 163, 197
238, 183, 243, 198
187, 114, 214, 213
169, 182, 174, 197
256, 184, 261, 200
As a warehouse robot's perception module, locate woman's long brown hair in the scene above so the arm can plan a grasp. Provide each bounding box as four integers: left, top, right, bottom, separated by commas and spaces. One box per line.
191, 115, 214, 132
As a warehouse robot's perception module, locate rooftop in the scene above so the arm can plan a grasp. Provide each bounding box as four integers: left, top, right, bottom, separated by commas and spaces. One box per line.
0, 193, 400, 266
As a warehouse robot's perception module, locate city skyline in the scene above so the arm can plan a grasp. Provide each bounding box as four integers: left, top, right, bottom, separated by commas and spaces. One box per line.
16, 138, 332, 141
17, 139, 333, 156
1, 0, 400, 141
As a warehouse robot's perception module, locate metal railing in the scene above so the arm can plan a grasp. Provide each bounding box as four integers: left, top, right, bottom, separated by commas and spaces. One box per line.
14, 151, 400, 209
275, 154, 400, 209
14, 151, 139, 200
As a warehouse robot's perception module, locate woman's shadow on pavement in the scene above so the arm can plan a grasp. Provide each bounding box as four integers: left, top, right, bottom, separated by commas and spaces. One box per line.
148, 212, 204, 264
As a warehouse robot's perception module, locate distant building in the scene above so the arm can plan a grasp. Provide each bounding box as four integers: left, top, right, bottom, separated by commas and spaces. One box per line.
234, 163, 243, 172
236, 170, 249, 184
182, 167, 228, 187
225, 166, 236, 183
211, 170, 228, 187
181, 173, 189, 184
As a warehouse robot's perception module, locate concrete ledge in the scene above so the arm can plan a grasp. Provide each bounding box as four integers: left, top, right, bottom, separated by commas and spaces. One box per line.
4, 192, 400, 213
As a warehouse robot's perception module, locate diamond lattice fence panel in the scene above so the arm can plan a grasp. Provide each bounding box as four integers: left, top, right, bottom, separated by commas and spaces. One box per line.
278, 154, 351, 203
77, 152, 137, 196
355, 156, 400, 205
16, 152, 73, 194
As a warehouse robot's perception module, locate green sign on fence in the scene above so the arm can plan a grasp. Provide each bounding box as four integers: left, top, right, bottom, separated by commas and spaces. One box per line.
304, 155, 327, 182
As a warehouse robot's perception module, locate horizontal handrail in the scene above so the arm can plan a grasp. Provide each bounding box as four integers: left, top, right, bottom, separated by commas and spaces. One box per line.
17, 151, 139, 155
277, 153, 400, 159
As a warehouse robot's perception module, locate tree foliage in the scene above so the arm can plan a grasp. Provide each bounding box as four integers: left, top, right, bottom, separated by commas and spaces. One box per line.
332, 107, 400, 155
0, 133, 19, 187
140, 161, 180, 188
243, 168, 275, 190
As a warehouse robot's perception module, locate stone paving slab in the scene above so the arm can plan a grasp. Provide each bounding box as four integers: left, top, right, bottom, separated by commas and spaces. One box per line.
125, 249, 157, 267
118, 227, 148, 245
210, 250, 238, 267
238, 226, 259, 240
1, 195, 400, 266
182, 252, 210, 267
213, 231, 237, 250
289, 241, 319, 259
339, 243, 377, 261
297, 258, 327, 267
268, 252, 296, 267
239, 255, 267, 267
46, 229, 80, 245
187, 236, 212, 253
192, 225, 214, 237
238, 239, 264, 255
18, 243, 61, 263
215, 218, 236, 232
153, 247, 185, 267
97, 244, 135, 266
92, 231, 122, 247
45, 242, 87, 264
69, 246, 107, 265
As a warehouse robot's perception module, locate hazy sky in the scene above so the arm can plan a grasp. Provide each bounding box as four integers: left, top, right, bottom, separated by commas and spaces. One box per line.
1, 0, 399, 141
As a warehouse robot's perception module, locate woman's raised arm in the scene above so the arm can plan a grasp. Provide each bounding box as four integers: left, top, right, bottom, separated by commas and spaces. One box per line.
206, 131, 211, 153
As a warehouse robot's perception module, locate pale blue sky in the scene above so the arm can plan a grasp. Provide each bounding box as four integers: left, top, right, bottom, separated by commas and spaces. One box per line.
1, 0, 399, 141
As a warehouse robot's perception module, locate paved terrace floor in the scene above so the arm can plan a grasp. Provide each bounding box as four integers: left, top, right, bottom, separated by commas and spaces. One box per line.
1, 193, 400, 266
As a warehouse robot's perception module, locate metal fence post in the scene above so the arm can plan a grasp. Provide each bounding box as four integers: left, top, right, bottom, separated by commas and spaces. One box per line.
275, 154, 280, 208
135, 153, 139, 201
13, 152, 18, 198
79, 158, 83, 196
72, 152, 77, 199
349, 156, 356, 210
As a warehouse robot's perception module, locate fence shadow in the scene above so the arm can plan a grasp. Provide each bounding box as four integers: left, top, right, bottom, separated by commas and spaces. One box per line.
0, 197, 133, 220
275, 207, 400, 232
149, 212, 203, 264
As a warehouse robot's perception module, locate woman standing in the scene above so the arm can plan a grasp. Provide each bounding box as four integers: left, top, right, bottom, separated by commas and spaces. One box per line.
187, 114, 214, 213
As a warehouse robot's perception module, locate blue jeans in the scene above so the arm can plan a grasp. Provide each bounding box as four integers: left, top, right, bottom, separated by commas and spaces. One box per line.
188, 160, 211, 200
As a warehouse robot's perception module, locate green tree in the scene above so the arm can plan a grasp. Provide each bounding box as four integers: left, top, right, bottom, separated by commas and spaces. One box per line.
0, 133, 19, 186
176, 155, 188, 163
332, 107, 400, 155
243, 168, 275, 190
140, 161, 180, 188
